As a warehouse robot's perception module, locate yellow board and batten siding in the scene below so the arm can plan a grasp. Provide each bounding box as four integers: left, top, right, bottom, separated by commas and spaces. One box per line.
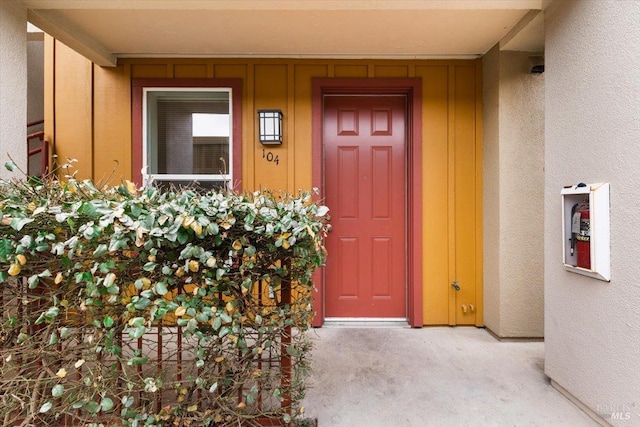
44, 37, 483, 326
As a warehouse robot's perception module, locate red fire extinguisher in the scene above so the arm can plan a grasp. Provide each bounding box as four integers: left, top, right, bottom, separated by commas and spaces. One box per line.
575, 200, 591, 269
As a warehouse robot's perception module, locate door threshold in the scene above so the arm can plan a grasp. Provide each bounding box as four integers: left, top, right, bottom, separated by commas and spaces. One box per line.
323, 318, 409, 328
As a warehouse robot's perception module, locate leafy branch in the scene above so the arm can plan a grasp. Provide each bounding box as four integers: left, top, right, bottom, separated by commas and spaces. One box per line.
0, 168, 329, 427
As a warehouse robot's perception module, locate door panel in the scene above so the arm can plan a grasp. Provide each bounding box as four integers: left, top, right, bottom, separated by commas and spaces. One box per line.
324, 95, 407, 318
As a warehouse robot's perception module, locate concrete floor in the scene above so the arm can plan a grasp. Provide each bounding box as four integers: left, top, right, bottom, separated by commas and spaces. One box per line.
301, 326, 599, 427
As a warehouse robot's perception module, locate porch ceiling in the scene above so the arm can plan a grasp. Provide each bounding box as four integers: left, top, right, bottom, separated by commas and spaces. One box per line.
24, 0, 548, 67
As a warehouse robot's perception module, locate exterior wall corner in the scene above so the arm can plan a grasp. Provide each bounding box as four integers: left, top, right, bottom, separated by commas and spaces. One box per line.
0, 0, 28, 179
544, 0, 640, 423
483, 44, 545, 338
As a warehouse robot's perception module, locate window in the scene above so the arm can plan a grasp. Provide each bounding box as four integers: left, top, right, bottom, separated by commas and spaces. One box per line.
143, 89, 232, 190
133, 79, 243, 191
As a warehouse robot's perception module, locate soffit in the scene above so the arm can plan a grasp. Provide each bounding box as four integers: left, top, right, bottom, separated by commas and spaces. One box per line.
24, 0, 548, 66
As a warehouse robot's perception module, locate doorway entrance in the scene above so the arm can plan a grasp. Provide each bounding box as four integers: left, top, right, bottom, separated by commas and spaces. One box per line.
323, 95, 407, 318
311, 78, 423, 327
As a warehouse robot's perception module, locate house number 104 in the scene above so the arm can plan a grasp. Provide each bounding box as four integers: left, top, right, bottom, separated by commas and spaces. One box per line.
262, 148, 280, 165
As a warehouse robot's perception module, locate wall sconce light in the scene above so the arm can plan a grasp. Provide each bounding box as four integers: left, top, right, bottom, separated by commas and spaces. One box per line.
529, 55, 545, 74
258, 110, 283, 145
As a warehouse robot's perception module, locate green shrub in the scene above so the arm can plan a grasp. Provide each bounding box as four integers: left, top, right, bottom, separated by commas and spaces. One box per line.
0, 170, 328, 427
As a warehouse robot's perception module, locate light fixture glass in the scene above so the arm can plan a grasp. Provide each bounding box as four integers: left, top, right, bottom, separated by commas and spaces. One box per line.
258, 110, 283, 145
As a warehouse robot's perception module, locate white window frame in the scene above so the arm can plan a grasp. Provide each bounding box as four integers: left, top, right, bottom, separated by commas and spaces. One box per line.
142, 87, 233, 188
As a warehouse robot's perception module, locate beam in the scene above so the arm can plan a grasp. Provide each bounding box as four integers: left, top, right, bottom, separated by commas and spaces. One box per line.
27, 9, 116, 67
499, 9, 541, 50
24, 0, 545, 11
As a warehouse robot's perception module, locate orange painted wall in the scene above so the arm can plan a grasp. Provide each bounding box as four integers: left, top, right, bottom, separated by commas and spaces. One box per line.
44, 38, 483, 326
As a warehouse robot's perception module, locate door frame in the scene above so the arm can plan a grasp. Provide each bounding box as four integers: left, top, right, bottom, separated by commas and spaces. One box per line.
311, 78, 423, 328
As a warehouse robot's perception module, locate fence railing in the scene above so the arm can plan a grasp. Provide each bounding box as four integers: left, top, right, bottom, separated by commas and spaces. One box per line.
1, 182, 323, 426
26, 119, 50, 177
1, 270, 295, 426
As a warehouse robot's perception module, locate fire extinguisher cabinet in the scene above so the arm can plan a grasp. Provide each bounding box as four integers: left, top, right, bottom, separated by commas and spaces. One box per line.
561, 182, 610, 281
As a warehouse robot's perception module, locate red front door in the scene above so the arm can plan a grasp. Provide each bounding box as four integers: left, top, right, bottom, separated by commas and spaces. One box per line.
324, 95, 407, 318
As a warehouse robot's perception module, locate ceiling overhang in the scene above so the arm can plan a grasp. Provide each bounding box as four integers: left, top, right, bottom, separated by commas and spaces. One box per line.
24, 0, 549, 67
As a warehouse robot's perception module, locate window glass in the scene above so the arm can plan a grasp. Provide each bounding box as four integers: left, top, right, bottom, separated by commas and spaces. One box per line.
144, 89, 232, 189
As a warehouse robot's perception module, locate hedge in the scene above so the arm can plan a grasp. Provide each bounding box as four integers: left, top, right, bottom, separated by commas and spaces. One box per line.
0, 165, 328, 427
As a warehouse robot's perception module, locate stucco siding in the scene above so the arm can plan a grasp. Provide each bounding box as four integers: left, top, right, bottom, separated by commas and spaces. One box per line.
499, 50, 544, 337
482, 44, 501, 334
0, 1, 27, 178
544, 0, 640, 424
483, 46, 544, 338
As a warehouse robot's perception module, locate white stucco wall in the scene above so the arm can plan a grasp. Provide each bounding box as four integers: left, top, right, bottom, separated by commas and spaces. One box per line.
483, 45, 545, 338
0, 0, 27, 179
544, 1, 640, 424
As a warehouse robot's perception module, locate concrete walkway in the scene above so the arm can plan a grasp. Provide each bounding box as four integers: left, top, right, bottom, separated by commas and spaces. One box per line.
301, 326, 599, 427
